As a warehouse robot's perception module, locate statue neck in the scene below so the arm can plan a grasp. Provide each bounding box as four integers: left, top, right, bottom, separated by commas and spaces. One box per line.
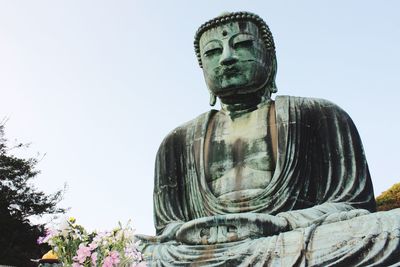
220, 92, 270, 119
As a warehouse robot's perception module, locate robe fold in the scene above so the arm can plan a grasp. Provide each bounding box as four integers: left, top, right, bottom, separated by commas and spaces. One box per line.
142, 96, 400, 266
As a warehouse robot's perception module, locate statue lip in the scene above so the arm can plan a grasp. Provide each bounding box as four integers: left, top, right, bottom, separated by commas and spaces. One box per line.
221, 66, 240, 76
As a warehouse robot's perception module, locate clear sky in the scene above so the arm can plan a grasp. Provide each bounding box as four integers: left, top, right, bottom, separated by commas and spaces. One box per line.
1, 0, 399, 235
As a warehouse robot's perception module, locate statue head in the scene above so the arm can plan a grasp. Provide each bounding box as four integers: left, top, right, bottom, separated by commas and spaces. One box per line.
194, 12, 278, 106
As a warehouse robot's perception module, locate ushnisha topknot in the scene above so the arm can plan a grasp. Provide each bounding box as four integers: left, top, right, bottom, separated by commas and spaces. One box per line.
194, 11, 276, 68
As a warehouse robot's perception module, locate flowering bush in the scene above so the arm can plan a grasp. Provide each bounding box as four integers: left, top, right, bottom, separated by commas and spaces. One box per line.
38, 217, 145, 267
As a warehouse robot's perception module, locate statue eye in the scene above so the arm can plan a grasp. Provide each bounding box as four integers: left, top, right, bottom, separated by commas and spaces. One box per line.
233, 39, 254, 49
204, 48, 222, 57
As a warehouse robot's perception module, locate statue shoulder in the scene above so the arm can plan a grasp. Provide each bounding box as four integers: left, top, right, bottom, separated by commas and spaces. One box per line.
275, 95, 353, 130
277, 95, 349, 116
158, 110, 216, 149
277, 95, 341, 109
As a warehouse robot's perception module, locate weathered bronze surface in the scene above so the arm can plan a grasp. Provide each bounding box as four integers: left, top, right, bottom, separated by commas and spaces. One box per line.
137, 11, 400, 266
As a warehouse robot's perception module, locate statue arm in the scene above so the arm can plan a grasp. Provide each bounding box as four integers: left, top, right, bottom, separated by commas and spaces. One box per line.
311, 99, 375, 209
276, 203, 370, 229
153, 130, 187, 236
275, 97, 376, 230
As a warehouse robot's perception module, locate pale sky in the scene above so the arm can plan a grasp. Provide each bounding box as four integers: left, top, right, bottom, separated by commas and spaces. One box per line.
1, 1, 399, 235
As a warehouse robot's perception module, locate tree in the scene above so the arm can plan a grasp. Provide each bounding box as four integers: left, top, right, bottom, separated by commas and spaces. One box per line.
376, 182, 400, 211
0, 123, 64, 266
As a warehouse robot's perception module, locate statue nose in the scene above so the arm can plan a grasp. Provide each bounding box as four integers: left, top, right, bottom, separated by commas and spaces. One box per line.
219, 48, 238, 66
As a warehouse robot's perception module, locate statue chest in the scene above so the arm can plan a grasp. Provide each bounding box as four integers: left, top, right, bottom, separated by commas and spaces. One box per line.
204, 105, 275, 201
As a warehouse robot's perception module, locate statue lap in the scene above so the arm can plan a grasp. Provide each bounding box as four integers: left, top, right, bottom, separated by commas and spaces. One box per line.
142, 210, 400, 266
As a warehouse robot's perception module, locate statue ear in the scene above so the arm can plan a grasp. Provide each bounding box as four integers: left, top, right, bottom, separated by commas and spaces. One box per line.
209, 92, 217, 106
270, 54, 278, 94
262, 54, 278, 100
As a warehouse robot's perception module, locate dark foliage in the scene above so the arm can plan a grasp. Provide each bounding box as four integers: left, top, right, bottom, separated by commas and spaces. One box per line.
0, 124, 64, 266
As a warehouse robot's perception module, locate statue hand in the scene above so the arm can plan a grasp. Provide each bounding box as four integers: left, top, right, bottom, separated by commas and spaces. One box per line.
135, 222, 183, 244
323, 209, 370, 225
176, 213, 288, 245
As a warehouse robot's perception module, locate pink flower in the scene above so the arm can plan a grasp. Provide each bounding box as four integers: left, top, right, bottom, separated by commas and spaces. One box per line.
91, 252, 98, 266
89, 241, 98, 250
102, 251, 120, 267
36, 236, 45, 244
125, 245, 142, 261
75, 243, 91, 264
102, 257, 113, 267
110, 251, 120, 262
37, 228, 56, 244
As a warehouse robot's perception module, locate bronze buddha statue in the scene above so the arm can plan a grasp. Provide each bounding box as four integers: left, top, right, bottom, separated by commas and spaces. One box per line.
137, 12, 400, 266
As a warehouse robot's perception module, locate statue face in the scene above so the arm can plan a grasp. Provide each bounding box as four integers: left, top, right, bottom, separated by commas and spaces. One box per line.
199, 21, 271, 99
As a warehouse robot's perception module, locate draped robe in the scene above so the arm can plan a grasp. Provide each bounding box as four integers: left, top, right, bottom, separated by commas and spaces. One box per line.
140, 96, 400, 266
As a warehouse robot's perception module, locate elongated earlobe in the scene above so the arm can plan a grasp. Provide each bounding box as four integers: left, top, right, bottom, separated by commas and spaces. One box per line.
270, 55, 278, 93
209, 93, 216, 106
